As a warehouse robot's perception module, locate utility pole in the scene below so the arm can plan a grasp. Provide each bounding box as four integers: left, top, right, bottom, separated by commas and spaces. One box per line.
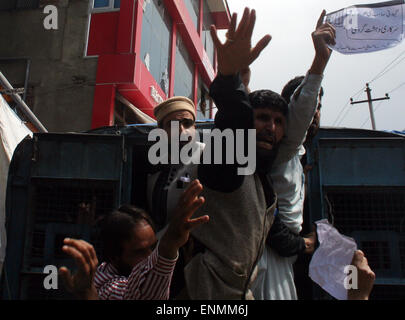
350, 83, 390, 130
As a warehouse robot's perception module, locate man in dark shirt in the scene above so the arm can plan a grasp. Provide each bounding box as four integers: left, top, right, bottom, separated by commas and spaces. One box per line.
183, 8, 315, 299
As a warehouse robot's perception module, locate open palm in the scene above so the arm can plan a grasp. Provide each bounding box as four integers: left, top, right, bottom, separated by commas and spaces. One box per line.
210, 8, 272, 76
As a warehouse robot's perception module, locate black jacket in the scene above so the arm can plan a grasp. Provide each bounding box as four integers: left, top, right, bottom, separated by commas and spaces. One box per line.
200, 72, 306, 257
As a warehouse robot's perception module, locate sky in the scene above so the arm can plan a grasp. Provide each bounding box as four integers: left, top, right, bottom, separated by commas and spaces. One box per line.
220, 0, 405, 131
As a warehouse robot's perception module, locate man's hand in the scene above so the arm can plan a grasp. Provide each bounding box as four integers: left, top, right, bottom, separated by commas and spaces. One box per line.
309, 10, 336, 75
348, 250, 376, 300
303, 224, 317, 254
58, 238, 99, 300
159, 180, 208, 260
210, 7, 271, 76
303, 231, 316, 254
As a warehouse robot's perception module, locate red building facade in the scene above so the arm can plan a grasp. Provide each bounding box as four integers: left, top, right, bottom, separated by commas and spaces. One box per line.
87, 0, 230, 128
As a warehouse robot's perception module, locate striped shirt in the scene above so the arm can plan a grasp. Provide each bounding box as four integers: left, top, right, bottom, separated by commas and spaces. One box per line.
94, 246, 178, 300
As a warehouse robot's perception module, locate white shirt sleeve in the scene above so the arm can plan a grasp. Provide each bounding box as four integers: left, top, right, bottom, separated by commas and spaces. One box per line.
274, 72, 323, 165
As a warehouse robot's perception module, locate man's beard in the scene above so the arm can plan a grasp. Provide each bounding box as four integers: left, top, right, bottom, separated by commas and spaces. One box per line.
256, 141, 281, 174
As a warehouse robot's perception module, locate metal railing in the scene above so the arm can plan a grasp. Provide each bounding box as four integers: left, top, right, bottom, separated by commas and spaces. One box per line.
0, 71, 47, 132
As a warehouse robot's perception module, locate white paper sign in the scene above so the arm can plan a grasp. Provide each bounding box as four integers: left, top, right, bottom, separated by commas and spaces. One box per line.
309, 219, 357, 300
326, 0, 405, 54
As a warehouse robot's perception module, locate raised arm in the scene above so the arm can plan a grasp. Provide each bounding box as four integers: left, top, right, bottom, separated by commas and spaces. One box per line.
200, 8, 271, 190
275, 10, 335, 164
209, 8, 271, 131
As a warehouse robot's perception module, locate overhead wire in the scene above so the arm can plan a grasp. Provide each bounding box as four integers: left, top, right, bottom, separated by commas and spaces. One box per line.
387, 80, 405, 94
369, 55, 405, 84
332, 87, 365, 127
369, 49, 405, 84
332, 100, 351, 127
334, 49, 405, 127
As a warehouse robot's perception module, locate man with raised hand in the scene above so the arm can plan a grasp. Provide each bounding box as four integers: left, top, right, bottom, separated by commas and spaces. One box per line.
182, 8, 290, 300
252, 10, 336, 300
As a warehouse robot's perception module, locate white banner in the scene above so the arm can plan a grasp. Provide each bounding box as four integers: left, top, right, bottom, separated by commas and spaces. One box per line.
0, 95, 32, 276
326, 0, 405, 54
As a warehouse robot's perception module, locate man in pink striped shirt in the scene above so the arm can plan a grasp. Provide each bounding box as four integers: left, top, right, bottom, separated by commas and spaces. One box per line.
94, 180, 208, 300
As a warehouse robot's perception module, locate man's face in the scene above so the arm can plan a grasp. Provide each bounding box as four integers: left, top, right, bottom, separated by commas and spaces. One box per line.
114, 220, 157, 276
162, 110, 196, 146
253, 108, 286, 155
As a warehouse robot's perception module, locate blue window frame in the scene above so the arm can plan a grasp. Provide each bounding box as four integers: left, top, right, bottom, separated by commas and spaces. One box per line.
94, 0, 109, 8
92, 0, 120, 10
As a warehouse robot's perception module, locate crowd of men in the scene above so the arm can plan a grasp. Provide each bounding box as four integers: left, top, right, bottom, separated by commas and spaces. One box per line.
58, 7, 375, 300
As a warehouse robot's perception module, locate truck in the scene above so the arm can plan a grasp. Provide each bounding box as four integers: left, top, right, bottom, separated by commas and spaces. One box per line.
1, 122, 404, 299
